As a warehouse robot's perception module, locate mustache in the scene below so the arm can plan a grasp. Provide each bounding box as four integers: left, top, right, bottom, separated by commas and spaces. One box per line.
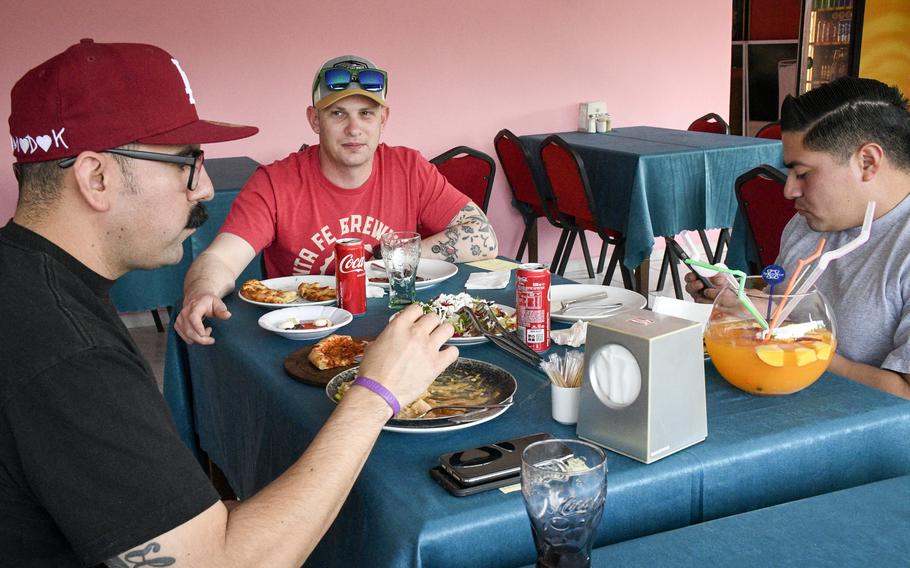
186, 203, 209, 229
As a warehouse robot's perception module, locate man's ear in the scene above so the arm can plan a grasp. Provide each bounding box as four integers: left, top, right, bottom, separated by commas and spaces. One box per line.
857, 142, 884, 182
70, 152, 113, 212
306, 106, 320, 134
379, 106, 390, 129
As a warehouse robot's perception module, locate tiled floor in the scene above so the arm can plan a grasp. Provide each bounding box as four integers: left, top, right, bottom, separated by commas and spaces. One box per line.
126, 233, 712, 393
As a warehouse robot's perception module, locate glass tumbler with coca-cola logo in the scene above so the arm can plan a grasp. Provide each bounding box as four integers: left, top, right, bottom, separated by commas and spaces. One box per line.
380, 231, 421, 309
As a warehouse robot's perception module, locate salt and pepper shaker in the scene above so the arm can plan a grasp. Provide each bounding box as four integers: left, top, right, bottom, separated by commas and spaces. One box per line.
586, 114, 597, 133
596, 113, 611, 133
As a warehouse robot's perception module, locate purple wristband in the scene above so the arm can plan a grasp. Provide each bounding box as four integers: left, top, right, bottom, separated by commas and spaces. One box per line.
351, 376, 400, 416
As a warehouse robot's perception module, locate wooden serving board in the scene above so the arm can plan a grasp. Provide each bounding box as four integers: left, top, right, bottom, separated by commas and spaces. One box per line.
283, 336, 374, 387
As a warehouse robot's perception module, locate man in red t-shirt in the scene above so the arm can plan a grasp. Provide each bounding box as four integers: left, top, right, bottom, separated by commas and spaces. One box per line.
176, 55, 498, 345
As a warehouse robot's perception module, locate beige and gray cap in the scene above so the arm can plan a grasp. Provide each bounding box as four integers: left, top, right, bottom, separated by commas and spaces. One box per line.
311, 55, 387, 110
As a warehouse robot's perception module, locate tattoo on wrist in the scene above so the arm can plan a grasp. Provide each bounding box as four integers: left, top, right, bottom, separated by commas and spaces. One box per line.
107, 542, 175, 567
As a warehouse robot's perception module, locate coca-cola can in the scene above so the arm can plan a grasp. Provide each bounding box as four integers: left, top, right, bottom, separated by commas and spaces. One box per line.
515, 263, 550, 352
335, 238, 367, 315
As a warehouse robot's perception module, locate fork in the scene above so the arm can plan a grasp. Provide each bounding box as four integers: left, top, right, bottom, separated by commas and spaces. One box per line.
478, 304, 544, 363
458, 307, 541, 367
410, 403, 513, 419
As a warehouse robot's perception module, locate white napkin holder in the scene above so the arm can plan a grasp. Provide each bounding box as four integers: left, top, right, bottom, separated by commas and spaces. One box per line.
578, 101, 607, 132
577, 308, 707, 464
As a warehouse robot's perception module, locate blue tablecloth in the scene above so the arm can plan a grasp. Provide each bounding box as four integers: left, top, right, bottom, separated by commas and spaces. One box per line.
519, 474, 910, 567
163, 263, 910, 568
521, 127, 784, 270
109, 156, 261, 312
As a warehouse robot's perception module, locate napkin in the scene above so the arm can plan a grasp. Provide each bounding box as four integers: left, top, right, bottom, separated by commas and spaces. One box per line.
551, 321, 588, 347
650, 296, 712, 327
366, 285, 385, 298
465, 270, 511, 290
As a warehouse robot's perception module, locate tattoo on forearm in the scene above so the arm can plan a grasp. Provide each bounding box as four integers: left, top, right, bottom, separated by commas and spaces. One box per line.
107, 542, 175, 567
430, 204, 497, 262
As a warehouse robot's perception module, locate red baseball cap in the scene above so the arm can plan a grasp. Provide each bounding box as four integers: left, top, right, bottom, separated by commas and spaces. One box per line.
8, 39, 258, 164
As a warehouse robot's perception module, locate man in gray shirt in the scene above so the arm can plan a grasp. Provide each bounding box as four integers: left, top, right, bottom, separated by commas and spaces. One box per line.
688, 77, 910, 399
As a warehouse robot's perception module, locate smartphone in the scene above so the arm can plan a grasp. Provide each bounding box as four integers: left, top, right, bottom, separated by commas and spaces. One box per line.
429, 466, 520, 497
438, 432, 553, 485
665, 238, 715, 291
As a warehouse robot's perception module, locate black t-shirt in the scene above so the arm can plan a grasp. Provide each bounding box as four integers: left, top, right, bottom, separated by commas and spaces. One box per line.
0, 221, 219, 566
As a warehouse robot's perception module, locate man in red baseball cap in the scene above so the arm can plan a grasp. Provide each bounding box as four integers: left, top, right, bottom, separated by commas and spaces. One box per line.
1, 40, 456, 566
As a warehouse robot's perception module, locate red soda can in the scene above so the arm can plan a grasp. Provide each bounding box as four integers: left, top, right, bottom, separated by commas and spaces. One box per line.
515, 263, 551, 352
335, 238, 367, 315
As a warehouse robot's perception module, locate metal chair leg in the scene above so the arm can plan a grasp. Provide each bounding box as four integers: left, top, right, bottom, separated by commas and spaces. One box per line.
550, 229, 570, 272
655, 243, 672, 292
515, 221, 532, 262
667, 253, 684, 299
557, 231, 577, 276
596, 241, 609, 274
151, 309, 165, 333
713, 228, 731, 264
578, 231, 595, 279
697, 229, 714, 262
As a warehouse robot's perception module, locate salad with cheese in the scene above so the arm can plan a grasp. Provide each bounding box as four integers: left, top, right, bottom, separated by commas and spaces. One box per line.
418, 293, 517, 337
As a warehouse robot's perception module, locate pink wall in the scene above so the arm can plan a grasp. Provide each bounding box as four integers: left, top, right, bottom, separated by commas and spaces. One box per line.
1, 0, 730, 261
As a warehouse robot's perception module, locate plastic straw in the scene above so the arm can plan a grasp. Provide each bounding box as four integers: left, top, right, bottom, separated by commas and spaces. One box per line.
767, 239, 826, 333
686, 259, 769, 330
772, 201, 876, 327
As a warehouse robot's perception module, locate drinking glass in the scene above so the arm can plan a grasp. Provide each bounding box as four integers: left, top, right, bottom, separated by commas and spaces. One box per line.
380, 231, 421, 309
705, 275, 836, 395
521, 439, 607, 568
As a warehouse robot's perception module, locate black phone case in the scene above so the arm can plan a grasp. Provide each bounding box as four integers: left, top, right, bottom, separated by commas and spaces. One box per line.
429, 466, 521, 497
438, 432, 552, 485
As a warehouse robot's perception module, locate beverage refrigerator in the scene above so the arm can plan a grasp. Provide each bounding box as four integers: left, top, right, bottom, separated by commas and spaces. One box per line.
796, 0, 864, 93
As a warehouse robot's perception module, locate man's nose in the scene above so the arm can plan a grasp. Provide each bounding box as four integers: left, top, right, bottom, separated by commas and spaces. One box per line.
782, 175, 801, 200
193, 166, 215, 202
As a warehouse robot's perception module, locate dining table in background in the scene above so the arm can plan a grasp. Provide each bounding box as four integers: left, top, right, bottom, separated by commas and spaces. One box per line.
162, 262, 910, 568
109, 156, 262, 328
520, 127, 784, 291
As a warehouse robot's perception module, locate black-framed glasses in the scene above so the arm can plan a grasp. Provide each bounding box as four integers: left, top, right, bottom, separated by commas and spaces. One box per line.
57, 148, 205, 190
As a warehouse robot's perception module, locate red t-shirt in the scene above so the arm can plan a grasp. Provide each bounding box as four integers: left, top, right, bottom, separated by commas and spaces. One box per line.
219, 144, 470, 276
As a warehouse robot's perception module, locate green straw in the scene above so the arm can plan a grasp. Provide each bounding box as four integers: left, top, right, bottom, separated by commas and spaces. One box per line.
685, 259, 769, 330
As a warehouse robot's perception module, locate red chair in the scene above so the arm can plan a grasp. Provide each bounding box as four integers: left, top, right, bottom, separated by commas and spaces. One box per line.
734, 165, 794, 274
494, 129, 570, 264
688, 113, 731, 135
538, 135, 634, 290
430, 146, 496, 213
755, 121, 782, 139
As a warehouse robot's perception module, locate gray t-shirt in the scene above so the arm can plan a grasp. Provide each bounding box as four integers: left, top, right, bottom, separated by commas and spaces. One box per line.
777, 192, 910, 373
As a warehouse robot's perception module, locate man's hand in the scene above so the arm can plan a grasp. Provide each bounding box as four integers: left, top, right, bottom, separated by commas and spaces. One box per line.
356, 303, 459, 406
684, 271, 729, 304
174, 294, 232, 345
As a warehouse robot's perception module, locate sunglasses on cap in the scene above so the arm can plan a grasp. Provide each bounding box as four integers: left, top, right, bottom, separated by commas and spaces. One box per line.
318, 67, 387, 93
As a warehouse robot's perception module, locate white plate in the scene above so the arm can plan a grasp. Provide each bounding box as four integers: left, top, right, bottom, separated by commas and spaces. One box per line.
549, 284, 647, 322
238, 275, 336, 309
258, 305, 352, 340
446, 304, 516, 346
366, 259, 458, 290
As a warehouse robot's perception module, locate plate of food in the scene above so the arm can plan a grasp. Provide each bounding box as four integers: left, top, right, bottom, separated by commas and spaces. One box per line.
258, 306, 353, 340
238, 276, 336, 308
549, 284, 647, 322
326, 358, 517, 433
366, 259, 458, 290
418, 292, 516, 346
